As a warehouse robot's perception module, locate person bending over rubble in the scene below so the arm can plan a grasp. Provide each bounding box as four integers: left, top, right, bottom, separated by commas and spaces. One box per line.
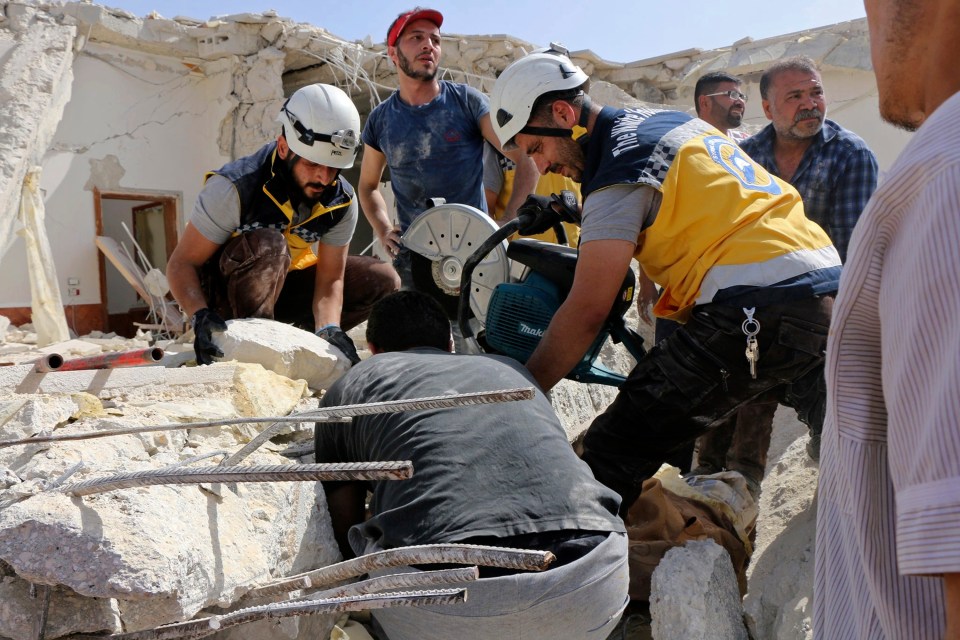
314, 290, 628, 640
489, 46, 840, 511
167, 83, 400, 366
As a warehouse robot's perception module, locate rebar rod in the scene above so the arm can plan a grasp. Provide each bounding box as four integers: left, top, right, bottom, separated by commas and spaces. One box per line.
299, 566, 479, 602
44, 461, 86, 490
31, 584, 51, 640
58, 462, 413, 496
0, 387, 534, 450
69, 589, 467, 640
248, 543, 554, 599
219, 416, 350, 467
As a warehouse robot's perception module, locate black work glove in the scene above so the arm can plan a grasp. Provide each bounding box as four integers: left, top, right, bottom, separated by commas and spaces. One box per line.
516, 194, 562, 236
552, 189, 582, 224
191, 308, 228, 366
316, 324, 361, 365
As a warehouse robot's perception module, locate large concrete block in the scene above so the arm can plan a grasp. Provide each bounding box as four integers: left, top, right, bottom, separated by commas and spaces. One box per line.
214, 318, 349, 391
650, 539, 748, 640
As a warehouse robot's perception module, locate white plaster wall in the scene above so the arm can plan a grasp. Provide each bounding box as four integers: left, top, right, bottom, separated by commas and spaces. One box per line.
0, 42, 237, 308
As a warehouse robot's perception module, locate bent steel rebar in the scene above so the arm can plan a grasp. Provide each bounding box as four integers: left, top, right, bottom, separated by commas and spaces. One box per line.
58, 462, 413, 496
0, 387, 534, 450
248, 543, 554, 599
68, 589, 467, 640
219, 416, 350, 467
297, 566, 479, 602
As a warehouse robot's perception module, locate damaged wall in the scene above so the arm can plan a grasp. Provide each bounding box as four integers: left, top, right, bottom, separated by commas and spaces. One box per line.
0, 40, 234, 323
0, 3, 912, 333
0, 2, 76, 275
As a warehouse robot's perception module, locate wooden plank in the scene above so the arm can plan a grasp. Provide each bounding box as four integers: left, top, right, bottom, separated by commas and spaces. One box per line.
95, 235, 150, 300
95, 236, 185, 333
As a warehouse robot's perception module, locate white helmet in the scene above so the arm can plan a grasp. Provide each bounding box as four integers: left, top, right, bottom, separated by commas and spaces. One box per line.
490, 44, 589, 151
276, 83, 361, 169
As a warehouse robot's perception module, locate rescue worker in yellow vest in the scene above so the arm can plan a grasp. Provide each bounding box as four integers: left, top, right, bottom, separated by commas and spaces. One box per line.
491, 46, 839, 510
167, 84, 400, 366
483, 142, 581, 247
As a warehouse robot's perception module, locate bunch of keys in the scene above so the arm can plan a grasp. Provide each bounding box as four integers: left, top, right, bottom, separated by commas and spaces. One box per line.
742, 307, 760, 379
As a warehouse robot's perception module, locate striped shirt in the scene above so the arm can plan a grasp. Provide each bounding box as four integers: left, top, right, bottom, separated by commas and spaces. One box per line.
814, 90, 960, 638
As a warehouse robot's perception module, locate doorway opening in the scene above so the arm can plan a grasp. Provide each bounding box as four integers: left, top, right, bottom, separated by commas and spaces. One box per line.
93, 189, 181, 337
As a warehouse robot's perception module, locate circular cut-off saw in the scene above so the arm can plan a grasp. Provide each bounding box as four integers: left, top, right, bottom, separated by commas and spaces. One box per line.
402, 202, 511, 326
402, 201, 646, 386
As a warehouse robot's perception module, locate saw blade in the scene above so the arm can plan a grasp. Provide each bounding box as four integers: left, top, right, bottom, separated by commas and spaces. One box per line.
402, 203, 510, 324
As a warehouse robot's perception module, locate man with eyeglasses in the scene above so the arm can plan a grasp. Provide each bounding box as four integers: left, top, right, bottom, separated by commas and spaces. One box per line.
357, 7, 538, 287
694, 71, 750, 142
167, 83, 400, 366
653, 70, 773, 493
740, 56, 878, 461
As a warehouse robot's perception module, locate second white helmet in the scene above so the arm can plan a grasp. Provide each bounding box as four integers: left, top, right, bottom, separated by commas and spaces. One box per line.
276, 83, 361, 169
490, 46, 589, 151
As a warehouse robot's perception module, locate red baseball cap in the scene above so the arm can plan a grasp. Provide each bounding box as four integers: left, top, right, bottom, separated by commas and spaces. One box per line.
386, 7, 443, 47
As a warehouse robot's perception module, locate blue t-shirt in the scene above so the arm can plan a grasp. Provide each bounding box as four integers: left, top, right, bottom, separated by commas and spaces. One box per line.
362, 81, 489, 230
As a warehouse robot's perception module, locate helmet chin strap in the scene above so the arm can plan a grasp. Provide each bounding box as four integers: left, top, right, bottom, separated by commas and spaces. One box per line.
518, 96, 592, 141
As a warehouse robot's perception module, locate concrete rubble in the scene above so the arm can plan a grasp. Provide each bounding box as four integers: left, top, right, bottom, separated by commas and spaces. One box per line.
650, 539, 749, 640
0, 322, 342, 640
0, 2, 860, 638
215, 318, 351, 392
0, 309, 823, 639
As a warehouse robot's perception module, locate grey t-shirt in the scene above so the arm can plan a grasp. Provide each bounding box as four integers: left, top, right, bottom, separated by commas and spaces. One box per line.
315, 348, 624, 551
190, 174, 358, 247
578, 183, 661, 246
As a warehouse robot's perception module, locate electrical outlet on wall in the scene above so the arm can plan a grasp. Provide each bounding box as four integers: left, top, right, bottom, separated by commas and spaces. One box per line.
67, 277, 80, 298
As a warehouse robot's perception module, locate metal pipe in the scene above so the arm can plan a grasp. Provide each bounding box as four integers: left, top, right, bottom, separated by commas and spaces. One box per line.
58, 462, 414, 497
248, 543, 554, 599
0, 387, 534, 450
54, 347, 165, 372
32, 354, 63, 373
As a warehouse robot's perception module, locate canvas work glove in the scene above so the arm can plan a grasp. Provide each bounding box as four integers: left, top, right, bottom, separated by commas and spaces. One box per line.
316, 324, 361, 365
191, 308, 227, 366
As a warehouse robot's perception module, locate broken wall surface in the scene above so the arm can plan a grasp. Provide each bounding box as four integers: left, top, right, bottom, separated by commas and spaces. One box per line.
0, 3, 76, 259
609, 19, 912, 171
0, 32, 235, 318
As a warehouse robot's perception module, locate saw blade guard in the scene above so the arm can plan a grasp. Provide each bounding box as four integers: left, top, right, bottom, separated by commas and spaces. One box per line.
402, 203, 510, 324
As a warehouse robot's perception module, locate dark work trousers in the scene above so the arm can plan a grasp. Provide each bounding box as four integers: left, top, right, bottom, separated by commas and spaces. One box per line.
695, 392, 779, 487
657, 316, 780, 485
200, 229, 400, 331
583, 295, 833, 511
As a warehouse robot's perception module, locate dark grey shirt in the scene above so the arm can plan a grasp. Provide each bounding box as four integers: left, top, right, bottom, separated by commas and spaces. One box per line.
316, 348, 624, 550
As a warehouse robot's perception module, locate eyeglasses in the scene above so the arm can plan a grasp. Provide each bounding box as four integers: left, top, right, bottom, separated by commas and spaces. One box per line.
703, 90, 748, 102
282, 105, 358, 151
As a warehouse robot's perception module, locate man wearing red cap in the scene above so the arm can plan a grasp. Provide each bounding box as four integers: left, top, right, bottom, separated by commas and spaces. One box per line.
357, 7, 538, 287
